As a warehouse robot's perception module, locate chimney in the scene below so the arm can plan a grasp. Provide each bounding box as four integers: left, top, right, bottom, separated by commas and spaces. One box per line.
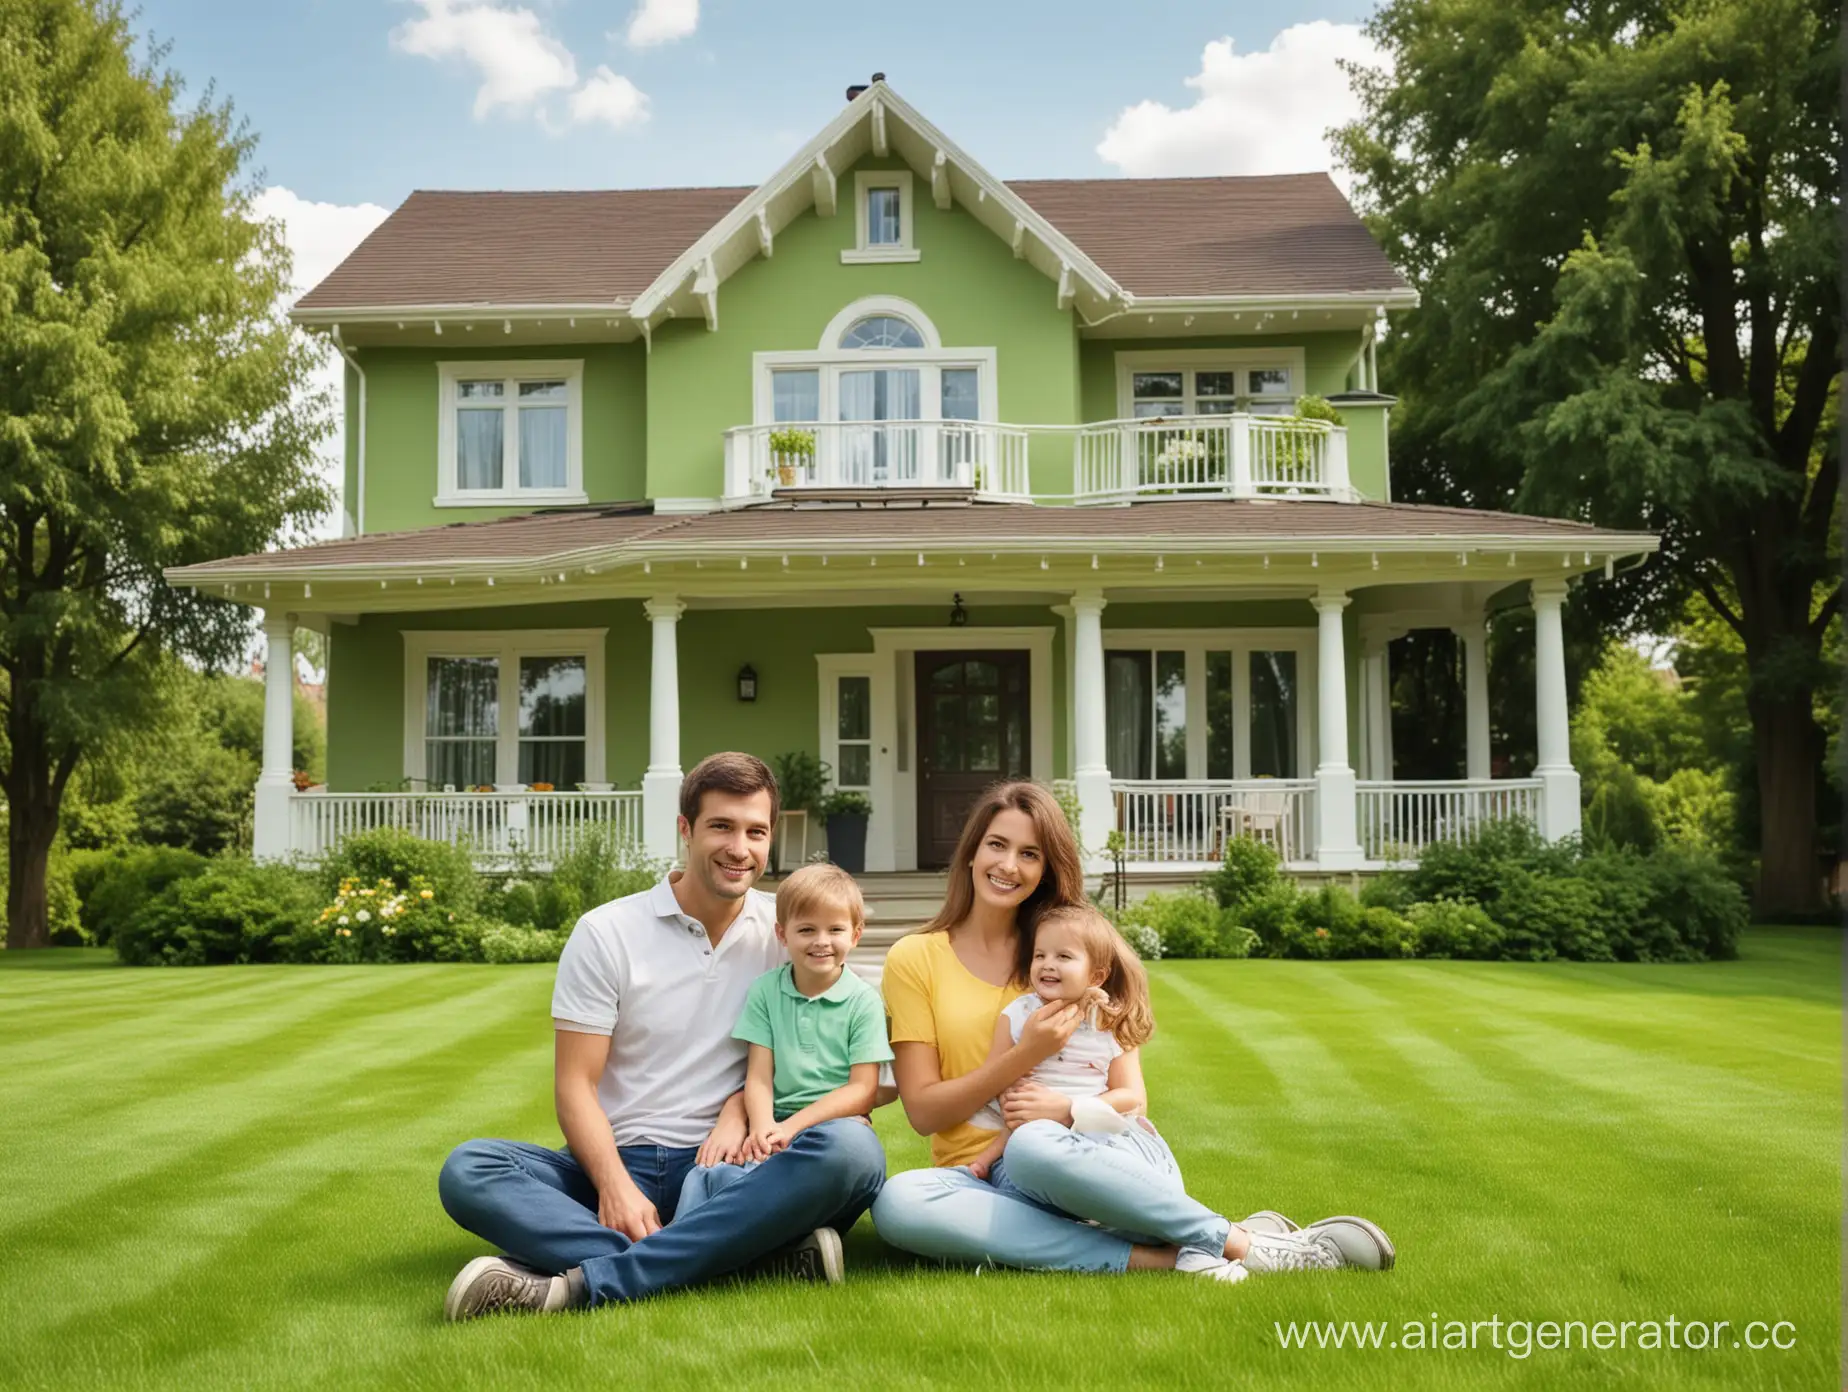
845, 73, 885, 103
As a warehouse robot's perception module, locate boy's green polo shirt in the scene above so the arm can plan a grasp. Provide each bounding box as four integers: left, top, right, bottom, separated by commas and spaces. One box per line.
733, 964, 894, 1120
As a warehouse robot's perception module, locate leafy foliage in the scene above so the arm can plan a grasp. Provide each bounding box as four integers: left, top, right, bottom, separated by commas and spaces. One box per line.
114, 857, 320, 967
0, 1, 332, 945
1112, 890, 1256, 960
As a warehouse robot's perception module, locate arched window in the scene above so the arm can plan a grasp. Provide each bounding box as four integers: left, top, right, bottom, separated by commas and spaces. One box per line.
838, 315, 925, 350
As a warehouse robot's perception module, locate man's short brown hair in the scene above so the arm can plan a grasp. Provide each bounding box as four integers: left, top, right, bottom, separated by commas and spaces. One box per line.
775, 863, 865, 930
679, 752, 780, 827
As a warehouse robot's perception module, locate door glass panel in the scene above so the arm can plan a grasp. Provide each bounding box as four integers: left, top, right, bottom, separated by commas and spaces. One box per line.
964, 660, 999, 689
1205, 651, 1234, 780
836, 674, 872, 789
941, 369, 979, 420
1155, 651, 1187, 781
840, 368, 922, 484
772, 369, 820, 422
931, 694, 962, 770
838, 675, 870, 740
1104, 650, 1151, 780
1250, 651, 1299, 778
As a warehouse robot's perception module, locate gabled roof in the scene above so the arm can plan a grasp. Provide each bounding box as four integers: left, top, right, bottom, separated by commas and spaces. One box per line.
292, 81, 1414, 327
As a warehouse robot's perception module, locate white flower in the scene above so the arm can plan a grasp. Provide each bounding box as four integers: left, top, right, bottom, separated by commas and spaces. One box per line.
337, 915, 350, 926
356, 909, 372, 923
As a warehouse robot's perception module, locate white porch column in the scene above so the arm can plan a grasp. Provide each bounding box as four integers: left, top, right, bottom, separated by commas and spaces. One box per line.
1531, 581, 1581, 841
253, 610, 296, 862
1069, 591, 1114, 869
641, 596, 686, 861
1313, 590, 1363, 868
1456, 620, 1492, 781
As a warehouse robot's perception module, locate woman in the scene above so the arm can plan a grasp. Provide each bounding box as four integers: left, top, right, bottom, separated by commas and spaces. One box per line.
871, 780, 1395, 1278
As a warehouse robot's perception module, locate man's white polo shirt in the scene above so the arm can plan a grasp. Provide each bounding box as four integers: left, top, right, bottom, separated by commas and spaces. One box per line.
552, 875, 785, 1148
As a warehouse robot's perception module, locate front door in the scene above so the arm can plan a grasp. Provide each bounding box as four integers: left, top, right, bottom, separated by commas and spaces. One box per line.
915, 650, 1031, 868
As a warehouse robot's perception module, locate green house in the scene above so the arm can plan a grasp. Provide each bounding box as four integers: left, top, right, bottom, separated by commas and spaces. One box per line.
169, 79, 1656, 876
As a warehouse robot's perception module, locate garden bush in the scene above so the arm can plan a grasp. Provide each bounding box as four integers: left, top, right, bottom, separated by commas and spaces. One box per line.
295, 873, 485, 964
480, 924, 567, 964
1115, 889, 1254, 959
1114, 920, 1162, 962
1203, 836, 1285, 910
76, 845, 209, 948
323, 827, 480, 915
115, 857, 321, 966
1404, 898, 1505, 959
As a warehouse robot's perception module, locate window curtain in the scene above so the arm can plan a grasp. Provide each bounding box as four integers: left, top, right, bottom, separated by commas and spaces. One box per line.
426, 656, 499, 787
518, 407, 567, 488
1104, 651, 1151, 780
456, 411, 503, 490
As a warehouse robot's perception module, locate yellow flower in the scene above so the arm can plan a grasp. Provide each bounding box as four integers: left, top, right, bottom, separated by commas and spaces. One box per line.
419, 888, 434, 900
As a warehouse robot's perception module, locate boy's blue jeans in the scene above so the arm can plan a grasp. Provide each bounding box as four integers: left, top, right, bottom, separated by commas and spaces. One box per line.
437, 1118, 885, 1306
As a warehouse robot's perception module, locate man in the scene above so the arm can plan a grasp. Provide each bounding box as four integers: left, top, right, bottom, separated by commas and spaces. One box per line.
438, 752, 887, 1318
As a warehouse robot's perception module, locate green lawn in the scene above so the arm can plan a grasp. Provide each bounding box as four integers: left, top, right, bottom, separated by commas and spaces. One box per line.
2, 931, 1838, 1391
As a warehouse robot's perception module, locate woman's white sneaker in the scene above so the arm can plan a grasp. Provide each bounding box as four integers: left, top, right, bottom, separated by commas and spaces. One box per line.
1238, 1210, 1301, 1236
1302, 1215, 1396, 1271
1239, 1229, 1344, 1274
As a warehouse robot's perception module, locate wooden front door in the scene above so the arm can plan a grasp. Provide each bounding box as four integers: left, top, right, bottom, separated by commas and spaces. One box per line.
915, 650, 1031, 868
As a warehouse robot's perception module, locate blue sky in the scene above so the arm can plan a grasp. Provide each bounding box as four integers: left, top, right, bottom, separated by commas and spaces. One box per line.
140, 1, 1376, 208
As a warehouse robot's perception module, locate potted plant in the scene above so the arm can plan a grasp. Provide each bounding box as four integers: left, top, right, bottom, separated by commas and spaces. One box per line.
766, 427, 816, 487
820, 789, 873, 875
771, 751, 829, 874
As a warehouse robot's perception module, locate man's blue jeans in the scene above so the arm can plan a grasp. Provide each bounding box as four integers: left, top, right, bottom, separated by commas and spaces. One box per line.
437, 1118, 886, 1306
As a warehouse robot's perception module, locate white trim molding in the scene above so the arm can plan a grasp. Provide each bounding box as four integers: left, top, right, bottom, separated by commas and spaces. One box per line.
817, 295, 943, 351
400, 628, 607, 787
434, 359, 586, 508
844, 170, 921, 263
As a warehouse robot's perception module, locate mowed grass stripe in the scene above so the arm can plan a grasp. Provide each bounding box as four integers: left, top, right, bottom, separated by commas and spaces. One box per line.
0, 936, 1836, 1392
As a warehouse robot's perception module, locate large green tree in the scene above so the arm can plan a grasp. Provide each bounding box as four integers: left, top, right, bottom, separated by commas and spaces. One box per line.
0, 0, 329, 947
1338, 0, 1840, 913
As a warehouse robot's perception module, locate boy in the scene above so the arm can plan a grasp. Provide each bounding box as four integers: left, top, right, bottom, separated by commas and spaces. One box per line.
675, 863, 893, 1265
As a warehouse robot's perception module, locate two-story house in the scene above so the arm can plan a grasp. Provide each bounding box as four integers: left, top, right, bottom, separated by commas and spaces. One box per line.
170, 79, 1656, 878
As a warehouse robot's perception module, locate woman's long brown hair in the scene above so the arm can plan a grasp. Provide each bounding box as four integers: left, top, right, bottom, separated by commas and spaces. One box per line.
919, 780, 1089, 984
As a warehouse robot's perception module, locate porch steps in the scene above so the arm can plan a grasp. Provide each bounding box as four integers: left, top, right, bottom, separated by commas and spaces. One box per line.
837, 872, 947, 988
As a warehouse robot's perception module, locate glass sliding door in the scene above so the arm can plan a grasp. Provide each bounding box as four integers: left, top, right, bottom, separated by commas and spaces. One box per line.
839, 368, 921, 484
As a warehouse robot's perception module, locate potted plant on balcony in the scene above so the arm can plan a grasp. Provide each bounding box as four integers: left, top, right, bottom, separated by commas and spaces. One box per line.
820, 788, 873, 875
1150, 435, 1210, 493
1271, 395, 1344, 489
766, 427, 816, 487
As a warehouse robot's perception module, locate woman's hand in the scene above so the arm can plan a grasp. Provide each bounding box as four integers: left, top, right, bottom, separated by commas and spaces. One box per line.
1000, 1079, 1074, 1129
1016, 999, 1083, 1064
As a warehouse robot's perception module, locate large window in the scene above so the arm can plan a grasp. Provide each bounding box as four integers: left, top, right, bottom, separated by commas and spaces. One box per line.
1116, 350, 1307, 420
437, 361, 585, 506
404, 631, 604, 787
1103, 632, 1313, 780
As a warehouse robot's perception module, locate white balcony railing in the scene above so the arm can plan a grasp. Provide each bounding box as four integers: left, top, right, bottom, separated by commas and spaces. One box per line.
290, 790, 644, 868
1111, 779, 1317, 867
723, 413, 1350, 504
723, 420, 1031, 501
1075, 415, 1348, 501
1356, 779, 1543, 863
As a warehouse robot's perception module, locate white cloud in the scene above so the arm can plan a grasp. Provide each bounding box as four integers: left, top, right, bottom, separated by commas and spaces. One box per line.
568, 66, 650, 129
391, 0, 651, 130
624, 0, 698, 47
1097, 22, 1384, 190
253, 187, 393, 538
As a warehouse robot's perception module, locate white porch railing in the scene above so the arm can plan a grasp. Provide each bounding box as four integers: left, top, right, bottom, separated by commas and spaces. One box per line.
723, 420, 1032, 500
1356, 779, 1543, 863
290, 791, 644, 868
1074, 415, 1348, 501
722, 413, 1351, 504
1110, 779, 1317, 867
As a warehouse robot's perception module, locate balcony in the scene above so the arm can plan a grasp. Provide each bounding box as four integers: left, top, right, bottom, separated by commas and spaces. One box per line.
721, 414, 1352, 504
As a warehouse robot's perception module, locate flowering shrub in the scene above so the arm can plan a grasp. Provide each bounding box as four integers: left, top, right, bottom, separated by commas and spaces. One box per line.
302, 874, 481, 963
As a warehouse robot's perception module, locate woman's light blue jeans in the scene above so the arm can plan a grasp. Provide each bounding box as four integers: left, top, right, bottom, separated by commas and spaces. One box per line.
871, 1118, 1232, 1273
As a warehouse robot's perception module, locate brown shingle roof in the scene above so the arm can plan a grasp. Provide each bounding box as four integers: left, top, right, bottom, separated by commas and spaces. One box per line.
1009, 174, 1406, 298
294, 188, 750, 310
171, 500, 1650, 579
294, 175, 1405, 312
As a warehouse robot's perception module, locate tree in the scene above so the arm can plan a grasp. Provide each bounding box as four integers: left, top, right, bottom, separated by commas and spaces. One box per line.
1338, 0, 1840, 912
0, 1, 329, 947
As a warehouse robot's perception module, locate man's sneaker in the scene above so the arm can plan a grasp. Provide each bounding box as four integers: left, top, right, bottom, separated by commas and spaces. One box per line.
443, 1256, 582, 1321
1239, 1210, 1301, 1236
1176, 1247, 1250, 1283
745, 1227, 844, 1285
1302, 1215, 1396, 1271
1239, 1228, 1344, 1275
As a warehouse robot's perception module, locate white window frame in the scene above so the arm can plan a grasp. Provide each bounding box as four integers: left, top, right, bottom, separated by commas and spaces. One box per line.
1113, 348, 1308, 419
435, 360, 587, 507
1101, 627, 1317, 780
816, 656, 878, 795
754, 298, 998, 426
402, 629, 606, 786
844, 170, 920, 263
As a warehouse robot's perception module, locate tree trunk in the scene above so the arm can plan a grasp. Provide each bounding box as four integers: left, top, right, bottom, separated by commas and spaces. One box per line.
1750, 689, 1824, 916
5, 790, 56, 950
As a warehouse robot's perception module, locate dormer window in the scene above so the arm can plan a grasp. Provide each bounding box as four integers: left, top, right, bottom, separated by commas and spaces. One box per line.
844, 171, 919, 263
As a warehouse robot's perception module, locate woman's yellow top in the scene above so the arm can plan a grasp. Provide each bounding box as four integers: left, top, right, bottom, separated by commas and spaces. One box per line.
882, 929, 1021, 1168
